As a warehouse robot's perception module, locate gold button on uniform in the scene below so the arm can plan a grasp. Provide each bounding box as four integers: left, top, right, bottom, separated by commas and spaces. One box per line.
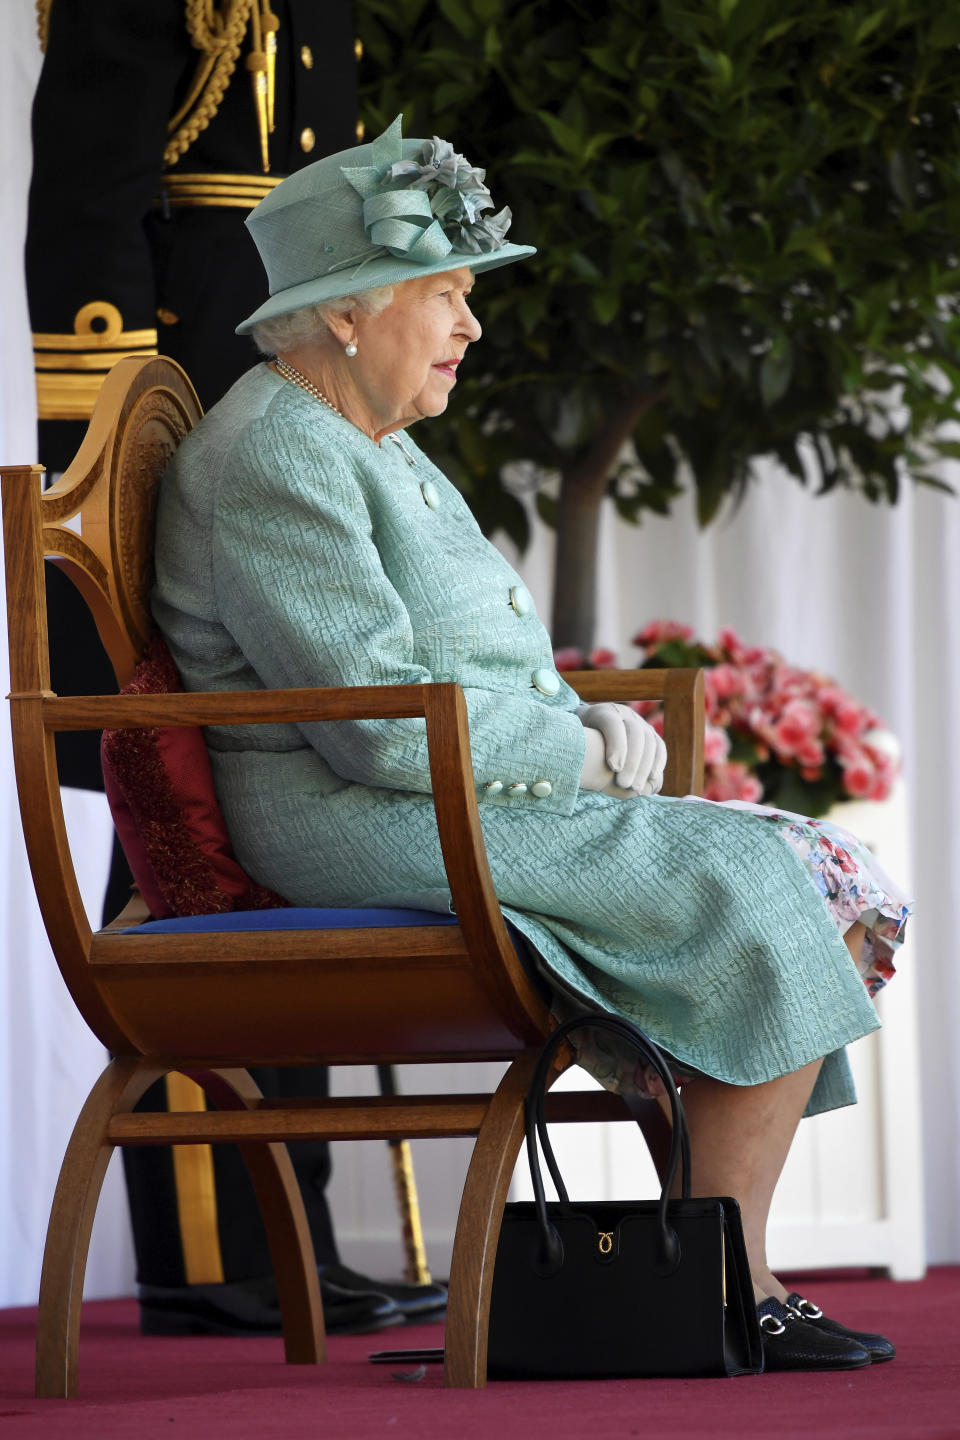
356, 119, 366, 142
300, 127, 316, 153
300, 45, 314, 68
354, 38, 364, 61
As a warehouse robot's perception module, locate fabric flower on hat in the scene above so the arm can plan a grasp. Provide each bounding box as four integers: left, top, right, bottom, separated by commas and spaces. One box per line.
390, 136, 514, 253
391, 137, 489, 215
448, 206, 515, 255
341, 115, 513, 263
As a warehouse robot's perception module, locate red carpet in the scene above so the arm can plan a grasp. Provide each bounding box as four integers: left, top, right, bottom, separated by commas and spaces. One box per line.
1, 1269, 958, 1440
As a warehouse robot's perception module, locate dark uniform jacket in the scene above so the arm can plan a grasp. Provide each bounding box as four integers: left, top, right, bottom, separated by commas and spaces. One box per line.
27, 0, 357, 787
25, 0, 358, 1290
29, 0, 358, 458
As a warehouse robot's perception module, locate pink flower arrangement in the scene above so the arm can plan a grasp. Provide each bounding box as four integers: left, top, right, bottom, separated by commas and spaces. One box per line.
555, 623, 901, 816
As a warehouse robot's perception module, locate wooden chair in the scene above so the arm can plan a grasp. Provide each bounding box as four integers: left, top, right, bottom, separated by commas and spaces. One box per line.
1, 355, 704, 1398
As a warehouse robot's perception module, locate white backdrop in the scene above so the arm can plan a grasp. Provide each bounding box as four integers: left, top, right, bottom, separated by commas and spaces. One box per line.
1, 6, 957, 1306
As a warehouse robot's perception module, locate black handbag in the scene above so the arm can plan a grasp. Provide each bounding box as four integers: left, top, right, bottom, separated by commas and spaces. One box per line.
486, 1011, 763, 1380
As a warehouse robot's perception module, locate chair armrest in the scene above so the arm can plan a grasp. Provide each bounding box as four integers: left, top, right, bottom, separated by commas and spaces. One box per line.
36, 681, 550, 1043
562, 668, 704, 797
39, 684, 436, 729
39, 668, 704, 797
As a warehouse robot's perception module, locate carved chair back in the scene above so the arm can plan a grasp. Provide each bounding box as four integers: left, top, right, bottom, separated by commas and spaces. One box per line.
1, 355, 557, 1062
2, 358, 201, 1039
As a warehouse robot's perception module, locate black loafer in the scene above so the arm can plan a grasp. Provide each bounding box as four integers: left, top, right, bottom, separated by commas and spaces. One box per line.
320, 1263, 447, 1321
138, 1274, 403, 1337
785, 1292, 895, 1363
757, 1297, 871, 1371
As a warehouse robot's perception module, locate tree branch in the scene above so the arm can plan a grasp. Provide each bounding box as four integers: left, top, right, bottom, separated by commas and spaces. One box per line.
561, 386, 667, 502
551, 387, 666, 650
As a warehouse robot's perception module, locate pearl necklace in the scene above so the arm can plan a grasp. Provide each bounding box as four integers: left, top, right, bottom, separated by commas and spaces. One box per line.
274, 358, 344, 418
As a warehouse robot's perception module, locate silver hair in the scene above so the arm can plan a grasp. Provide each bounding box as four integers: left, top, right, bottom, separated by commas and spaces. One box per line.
251, 286, 395, 355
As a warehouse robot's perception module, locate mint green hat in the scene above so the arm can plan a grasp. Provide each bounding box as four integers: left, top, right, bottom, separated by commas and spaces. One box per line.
236, 115, 535, 335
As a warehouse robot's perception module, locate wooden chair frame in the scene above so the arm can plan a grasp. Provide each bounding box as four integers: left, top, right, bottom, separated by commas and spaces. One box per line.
2, 356, 704, 1397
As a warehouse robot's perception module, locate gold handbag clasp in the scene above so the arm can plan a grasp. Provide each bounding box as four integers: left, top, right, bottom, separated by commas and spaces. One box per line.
598, 1231, 613, 1255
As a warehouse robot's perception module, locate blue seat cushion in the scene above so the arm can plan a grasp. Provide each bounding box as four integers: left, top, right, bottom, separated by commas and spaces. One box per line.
125, 904, 552, 996
124, 907, 552, 1000
125, 906, 460, 935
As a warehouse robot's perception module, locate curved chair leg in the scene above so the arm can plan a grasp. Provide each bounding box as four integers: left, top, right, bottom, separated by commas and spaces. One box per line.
35, 1056, 164, 1398
194, 1068, 325, 1365
443, 1048, 541, 1388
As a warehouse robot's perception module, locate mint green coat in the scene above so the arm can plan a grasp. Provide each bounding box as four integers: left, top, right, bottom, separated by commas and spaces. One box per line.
153, 365, 880, 1114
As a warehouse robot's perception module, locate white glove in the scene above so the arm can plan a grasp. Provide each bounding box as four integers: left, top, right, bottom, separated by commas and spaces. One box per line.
577, 703, 667, 797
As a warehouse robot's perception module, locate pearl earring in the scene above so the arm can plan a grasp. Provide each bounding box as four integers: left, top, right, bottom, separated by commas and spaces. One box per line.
345, 341, 358, 357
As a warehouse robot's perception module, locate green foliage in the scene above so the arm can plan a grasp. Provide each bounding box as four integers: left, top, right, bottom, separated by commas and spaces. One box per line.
358, 0, 960, 544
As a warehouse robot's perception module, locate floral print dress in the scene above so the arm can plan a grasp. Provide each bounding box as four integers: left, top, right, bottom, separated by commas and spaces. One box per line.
571, 797, 912, 1099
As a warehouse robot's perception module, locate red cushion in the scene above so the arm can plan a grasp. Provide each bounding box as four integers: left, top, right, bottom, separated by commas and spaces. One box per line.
100, 634, 287, 919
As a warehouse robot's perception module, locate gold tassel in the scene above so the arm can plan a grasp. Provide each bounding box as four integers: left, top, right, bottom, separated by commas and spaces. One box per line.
247, 58, 270, 171
262, 4, 279, 132
167, 2, 279, 170
247, 2, 269, 172
247, 58, 270, 170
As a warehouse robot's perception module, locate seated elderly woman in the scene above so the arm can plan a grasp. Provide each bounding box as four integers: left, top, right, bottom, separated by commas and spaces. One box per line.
152, 116, 911, 1372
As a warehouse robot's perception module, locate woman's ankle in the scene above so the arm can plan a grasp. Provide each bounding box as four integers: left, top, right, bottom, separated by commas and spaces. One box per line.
751, 1268, 789, 1304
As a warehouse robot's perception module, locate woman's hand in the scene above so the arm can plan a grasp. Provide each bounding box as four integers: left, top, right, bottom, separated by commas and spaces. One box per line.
577, 703, 667, 798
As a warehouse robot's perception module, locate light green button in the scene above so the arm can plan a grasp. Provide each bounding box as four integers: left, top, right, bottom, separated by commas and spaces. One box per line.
531, 780, 553, 798
484, 779, 504, 795
509, 584, 532, 617
420, 479, 440, 509
531, 667, 560, 697
506, 782, 528, 794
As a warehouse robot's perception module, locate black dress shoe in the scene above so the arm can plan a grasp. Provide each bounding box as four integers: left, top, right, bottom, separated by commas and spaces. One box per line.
785, 1292, 895, 1363
138, 1274, 403, 1338
320, 1263, 447, 1321
757, 1297, 871, 1371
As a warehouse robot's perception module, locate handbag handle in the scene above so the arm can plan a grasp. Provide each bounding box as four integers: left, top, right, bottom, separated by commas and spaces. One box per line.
524, 1012, 692, 1271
